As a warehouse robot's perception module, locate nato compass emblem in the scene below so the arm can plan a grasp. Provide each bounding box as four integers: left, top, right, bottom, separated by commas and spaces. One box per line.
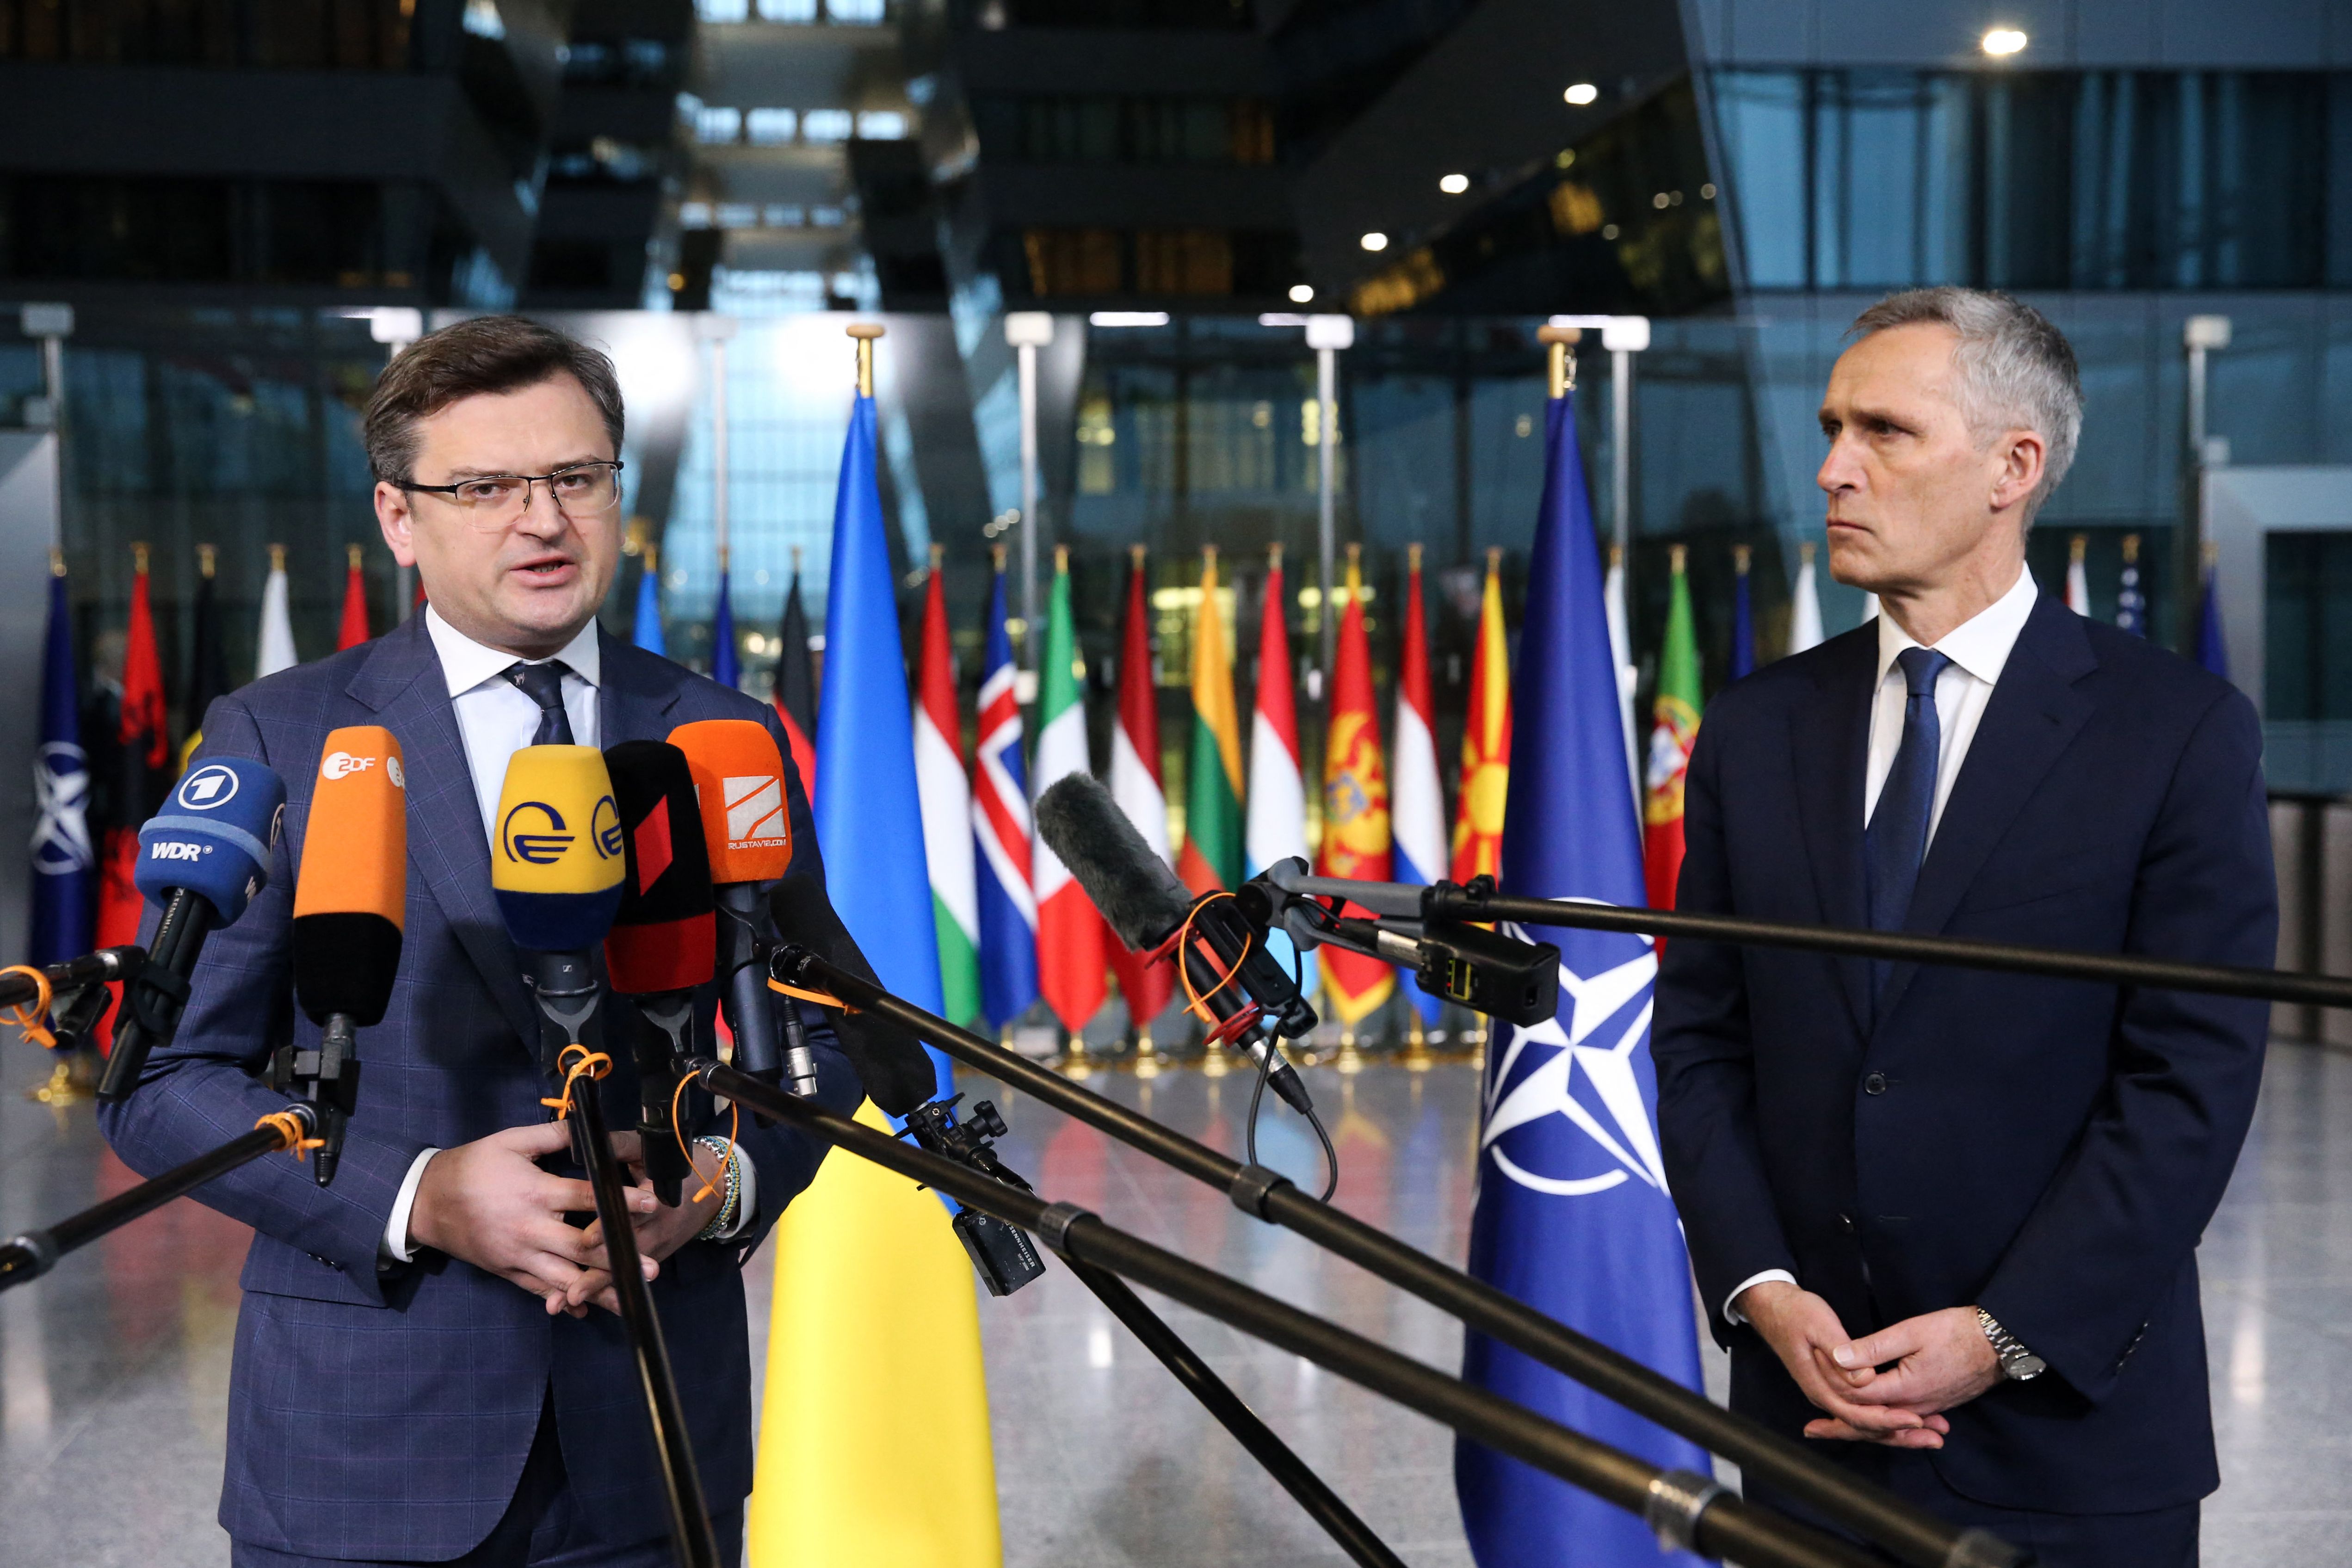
1479, 923, 1670, 1198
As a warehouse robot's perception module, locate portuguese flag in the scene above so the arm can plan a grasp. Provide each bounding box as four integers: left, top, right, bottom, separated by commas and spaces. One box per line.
1642, 544, 1702, 911
1178, 546, 1244, 895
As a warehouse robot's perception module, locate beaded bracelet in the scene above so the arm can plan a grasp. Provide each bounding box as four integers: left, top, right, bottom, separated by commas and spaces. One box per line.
692, 1136, 741, 1241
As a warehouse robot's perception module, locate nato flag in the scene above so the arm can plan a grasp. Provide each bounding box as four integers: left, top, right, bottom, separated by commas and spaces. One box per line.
31, 566, 94, 965
1456, 390, 1713, 1566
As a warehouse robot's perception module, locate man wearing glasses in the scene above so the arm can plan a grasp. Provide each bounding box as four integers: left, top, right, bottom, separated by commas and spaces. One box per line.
100, 316, 864, 1566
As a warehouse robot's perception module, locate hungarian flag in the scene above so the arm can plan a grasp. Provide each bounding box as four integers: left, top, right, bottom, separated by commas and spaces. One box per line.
1730, 544, 1755, 679
1318, 544, 1394, 1025
1390, 544, 1446, 1025
1179, 546, 1244, 895
1031, 547, 1107, 1037
95, 546, 173, 1045
257, 543, 296, 677
2066, 533, 2091, 615
178, 542, 230, 771
916, 549, 982, 1029
31, 554, 93, 967
337, 543, 371, 649
972, 551, 1039, 1030
1642, 546, 1701, 912
772, 551, 818, 798
1244, 546, 1315, 1002
633, 542, 667, 656
1106, 548, 1173, 1029
1451, 546, 1512, 886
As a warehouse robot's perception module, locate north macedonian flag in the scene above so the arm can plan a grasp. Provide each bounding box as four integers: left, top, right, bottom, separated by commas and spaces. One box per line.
1451, 546, 1512, 886
1318, 545, 1393, 1025
1642, 546, 1702, 912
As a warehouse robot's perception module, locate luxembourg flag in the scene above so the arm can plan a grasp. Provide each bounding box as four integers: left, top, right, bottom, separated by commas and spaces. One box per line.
972, 551, 1039, 1030
916, 548, 983, 1029
1390, 543, 1447, 1025
1243, 544, 1315, 1003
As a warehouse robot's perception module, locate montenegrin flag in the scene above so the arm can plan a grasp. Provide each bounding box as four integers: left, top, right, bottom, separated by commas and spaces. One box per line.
1451, 546, 1511, 887
1642, 545, 1701, 913
1390, 544, 1447, 1025
1031, 546, 1108, 1036
972, 551, 1039, 1030
1179, 546, 1245, 895
1317, 544, 1393, 1025
917, 549, 982, 1029
1106, 547, 1174, 1028
1244, 545, 1315, 1003
337, 543, 372, 650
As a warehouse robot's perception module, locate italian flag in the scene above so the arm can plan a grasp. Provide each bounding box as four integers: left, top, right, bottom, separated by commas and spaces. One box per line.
1318, 544, 1395, 1025
1451, 546, 1512, 884
1031, 547, 1109, 1035
914, 549, 982, 1028
1179, 546, 1244, 895
1107, 547, 1173, 1026
1643, 544, 1703, 912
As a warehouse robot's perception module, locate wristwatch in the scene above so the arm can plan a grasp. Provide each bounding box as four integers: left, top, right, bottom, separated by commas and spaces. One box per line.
1976, 1307, 2046, 1382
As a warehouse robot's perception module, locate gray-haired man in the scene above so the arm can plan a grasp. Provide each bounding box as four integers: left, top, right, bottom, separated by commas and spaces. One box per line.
1654, 287, 2274, 1565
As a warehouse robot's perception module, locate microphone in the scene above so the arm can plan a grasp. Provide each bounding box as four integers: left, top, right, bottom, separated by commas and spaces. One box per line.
665, 719, 803, 1096
491, 745, 626, 1079
98, 756, 288, 1102
765, 884, 942, 1120
282, 728, 407, 1186
602, 740, 717, 1206
1033, 773, 1315, 1114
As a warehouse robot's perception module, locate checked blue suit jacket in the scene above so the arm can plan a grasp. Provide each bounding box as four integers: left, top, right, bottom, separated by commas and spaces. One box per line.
1654, 593, 2275, 1518
98, 614, 865, 1560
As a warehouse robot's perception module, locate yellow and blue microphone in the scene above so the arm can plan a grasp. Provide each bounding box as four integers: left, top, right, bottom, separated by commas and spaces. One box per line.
492, 745, 626, 954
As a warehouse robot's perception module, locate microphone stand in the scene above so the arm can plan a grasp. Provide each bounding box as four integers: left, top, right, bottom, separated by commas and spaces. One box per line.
688, 1059, 1885, 1568
767, 946, 2023, 1568
519, 957, 718, 1568
0, 1105, 317, 1293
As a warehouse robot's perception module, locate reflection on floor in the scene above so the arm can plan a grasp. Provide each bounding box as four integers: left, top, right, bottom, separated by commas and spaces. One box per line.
3, 1047, 2346, 1564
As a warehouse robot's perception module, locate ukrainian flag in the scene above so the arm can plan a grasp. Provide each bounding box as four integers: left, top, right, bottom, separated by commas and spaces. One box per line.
747, 369, 1000, 1568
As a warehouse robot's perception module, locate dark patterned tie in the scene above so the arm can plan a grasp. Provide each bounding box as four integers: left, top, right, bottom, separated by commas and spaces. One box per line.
1864, 646, 1952, 1005
504, 660, 575, 747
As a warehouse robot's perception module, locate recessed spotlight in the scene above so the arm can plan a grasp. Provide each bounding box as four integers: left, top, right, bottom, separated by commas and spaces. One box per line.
1982, 27, 2027, 54
1439, 173, 1469, 195
1564, 82, 1599, 106
1360, 232, 1389, 252
1089, 311, 1170, 327
1289, 283, 1315, 303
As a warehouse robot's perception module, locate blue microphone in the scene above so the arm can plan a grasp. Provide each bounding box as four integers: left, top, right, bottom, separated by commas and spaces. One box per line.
98, 756, 288, 1102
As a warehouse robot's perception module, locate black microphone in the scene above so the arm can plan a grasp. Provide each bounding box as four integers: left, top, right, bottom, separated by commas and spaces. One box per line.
1033, 773, 1316, 1113
99, 757, 289, 1102
765, 885, 940, 1119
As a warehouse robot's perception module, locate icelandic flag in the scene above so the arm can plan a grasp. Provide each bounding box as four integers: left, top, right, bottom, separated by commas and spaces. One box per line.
1456, 388, 1712, 1568
1390, 545, 1447, 1025
972, 559, 1039, 1029
31, 565, 94, 966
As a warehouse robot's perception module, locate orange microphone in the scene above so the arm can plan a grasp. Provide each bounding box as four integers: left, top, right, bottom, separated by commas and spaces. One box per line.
667, 719, 804, 1094
288, 726, 408, 1186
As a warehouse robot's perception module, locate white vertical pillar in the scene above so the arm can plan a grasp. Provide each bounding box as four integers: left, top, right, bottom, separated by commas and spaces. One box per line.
1306, 314, 1354, 683
1006, 312, 1055, 678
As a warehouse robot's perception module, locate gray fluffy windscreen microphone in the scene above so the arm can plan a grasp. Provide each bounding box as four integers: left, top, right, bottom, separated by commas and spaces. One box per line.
1034, 773, 1197, 952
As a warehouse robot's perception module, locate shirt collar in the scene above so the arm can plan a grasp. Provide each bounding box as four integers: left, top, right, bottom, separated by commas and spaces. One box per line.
424, 605, 602, 699
1875, 563, 2039, 688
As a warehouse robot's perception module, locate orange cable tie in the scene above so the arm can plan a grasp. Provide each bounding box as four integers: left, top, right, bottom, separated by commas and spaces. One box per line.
539, 1044, 612, 1122
767, 977, 857, 1013
254, 1109, 324, 1159
0, 965, 56, 1049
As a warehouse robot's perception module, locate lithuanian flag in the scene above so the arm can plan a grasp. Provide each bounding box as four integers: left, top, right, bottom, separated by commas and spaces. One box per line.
1178, 546, 1245, 894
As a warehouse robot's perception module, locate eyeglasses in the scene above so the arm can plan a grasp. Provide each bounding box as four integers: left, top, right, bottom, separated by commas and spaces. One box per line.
400, 461, 625, 531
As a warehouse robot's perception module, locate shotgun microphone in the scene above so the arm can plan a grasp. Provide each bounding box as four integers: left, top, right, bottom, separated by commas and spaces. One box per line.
99, 756, 288, 1102
282, 728, 407, 1186
491, 745, 626, 1080
666, 720, 804, 1096
603, 740, 717, 1207
1033, 773, 1315, 1114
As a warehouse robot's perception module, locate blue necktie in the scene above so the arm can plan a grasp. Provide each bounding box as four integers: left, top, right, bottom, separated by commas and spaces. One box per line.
1864, 647, 1951, 1004
505, 660, 575, 747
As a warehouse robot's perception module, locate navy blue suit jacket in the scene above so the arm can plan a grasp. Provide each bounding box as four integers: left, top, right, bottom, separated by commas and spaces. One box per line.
1653, 594, 2274, 1515
98, 616, 864, 1559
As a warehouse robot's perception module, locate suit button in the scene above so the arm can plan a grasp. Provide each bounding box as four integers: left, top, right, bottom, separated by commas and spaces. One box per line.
1863, 1073, 1888, 1096
1837, 1213, 1856, 1235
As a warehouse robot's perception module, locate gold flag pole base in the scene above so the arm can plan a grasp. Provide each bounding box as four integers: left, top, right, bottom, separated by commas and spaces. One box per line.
1199, 1037, 1230, 1077
1130, 1026, 1161, 1079
1330, 1021, 1367, 1075
1400, 1012, 1436, 1072
1060, 1031, 1095, 1080
26, 1050, 98, 1106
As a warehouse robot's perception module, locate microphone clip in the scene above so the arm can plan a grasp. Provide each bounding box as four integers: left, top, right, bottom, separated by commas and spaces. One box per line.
268, 1015, 360, 1188
899, 1094, 1045, 1298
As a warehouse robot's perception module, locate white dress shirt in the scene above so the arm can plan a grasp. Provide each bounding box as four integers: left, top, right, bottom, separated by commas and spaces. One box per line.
383, 608, 752, 1261
1724, 565, 2040, 1323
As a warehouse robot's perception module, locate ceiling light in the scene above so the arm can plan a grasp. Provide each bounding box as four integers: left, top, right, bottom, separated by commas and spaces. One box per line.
1360, 232, 1389, 252
1564, 82, 1599, 105
1981, 27, 2027, 54
1439, 173, 1469, 195
1089, 311, 1170, 327
1288, 283, 1315, 303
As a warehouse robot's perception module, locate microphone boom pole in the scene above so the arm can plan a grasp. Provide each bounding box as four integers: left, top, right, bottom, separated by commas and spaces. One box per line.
0, 946, 144, 1010
768, 945, 2021, 1568
691, 1058, 1887, 1568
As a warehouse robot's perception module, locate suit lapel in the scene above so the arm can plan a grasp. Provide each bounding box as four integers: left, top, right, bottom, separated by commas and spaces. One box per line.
596, 629, 685, 747
1876, 597, 2098, 1025
347, 617, 541, 1050
1790, 630, 1878, 1038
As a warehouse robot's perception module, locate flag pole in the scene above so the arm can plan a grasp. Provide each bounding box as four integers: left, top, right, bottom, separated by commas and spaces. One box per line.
1005, 313, 1054, 686
1305, 316, 1354, 687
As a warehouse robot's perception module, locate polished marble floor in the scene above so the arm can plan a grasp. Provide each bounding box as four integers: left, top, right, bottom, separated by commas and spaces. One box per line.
2, 1046, 2346, 1565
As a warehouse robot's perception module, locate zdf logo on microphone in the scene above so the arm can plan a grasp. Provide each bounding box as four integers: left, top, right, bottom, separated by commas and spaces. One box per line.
321, 750, 407, 789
